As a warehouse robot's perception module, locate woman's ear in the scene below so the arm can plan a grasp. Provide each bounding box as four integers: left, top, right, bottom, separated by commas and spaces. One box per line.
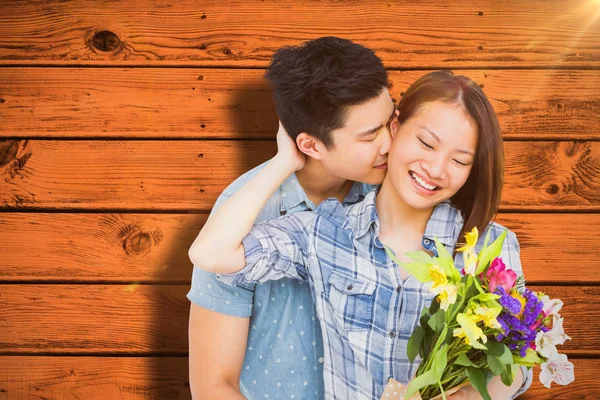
296, 132, 326, 160
390, 110, 400, 138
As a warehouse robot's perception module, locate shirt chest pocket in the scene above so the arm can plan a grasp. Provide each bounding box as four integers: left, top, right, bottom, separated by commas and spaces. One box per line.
327, 271, 376, 332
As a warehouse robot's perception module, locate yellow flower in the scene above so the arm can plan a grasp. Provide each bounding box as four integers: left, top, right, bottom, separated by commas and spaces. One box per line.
456, 227, 478, 253
463, 251, 478, 276
472, 305, 502, 329
453, 313, 487, 348
437, 284, 459, 311
428, 265, 448, 294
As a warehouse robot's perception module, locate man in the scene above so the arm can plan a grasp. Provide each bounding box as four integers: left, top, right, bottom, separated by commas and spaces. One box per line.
187, 36, 397, 399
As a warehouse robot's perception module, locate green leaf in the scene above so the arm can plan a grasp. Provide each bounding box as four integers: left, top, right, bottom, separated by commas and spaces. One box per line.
406, 370, 438, 398
472, 293, 500, 302
433, 344, 449, 380
386, 246, 432, 283
501, 364, 518, 387
513, 348, 542, 367
487, 353, 506, 375
482, 227, 492, 248
407, 326, 425, 363
476, 230, 508, 275
428, 309, 446, 332
406, 251, 433, 264
434, 237, 455, 274
455, 353, 477, 367
465, 367, 491, 400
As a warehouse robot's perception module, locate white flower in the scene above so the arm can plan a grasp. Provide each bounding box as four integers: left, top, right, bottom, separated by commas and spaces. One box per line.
539, 353, 575, 388
536, 314, 572, 358
535, 331, 558, 359
540, 294, 564, 317
547, 314, 571, 346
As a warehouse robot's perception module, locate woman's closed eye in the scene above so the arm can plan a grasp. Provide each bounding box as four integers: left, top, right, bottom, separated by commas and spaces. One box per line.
418, 137, 434, 149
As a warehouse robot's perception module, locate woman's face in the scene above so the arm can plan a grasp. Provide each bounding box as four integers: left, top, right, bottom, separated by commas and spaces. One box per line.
386, 101, 478, 211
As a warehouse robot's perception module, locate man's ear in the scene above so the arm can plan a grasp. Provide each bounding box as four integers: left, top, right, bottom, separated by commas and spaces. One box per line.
296, 132, 327, 160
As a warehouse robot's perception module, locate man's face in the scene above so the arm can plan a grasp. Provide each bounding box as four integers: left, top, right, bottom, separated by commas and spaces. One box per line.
319, 89, 397, 185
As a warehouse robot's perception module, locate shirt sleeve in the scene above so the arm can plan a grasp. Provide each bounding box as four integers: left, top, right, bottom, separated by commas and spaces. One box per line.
218, 211, 316, 286
187, 266, 255, 318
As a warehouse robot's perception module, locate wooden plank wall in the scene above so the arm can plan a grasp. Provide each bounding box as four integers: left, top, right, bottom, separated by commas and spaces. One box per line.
1, 1, 599, 398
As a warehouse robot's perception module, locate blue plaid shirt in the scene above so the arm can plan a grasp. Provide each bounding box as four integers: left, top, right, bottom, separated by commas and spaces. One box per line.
220, 190, 532, 399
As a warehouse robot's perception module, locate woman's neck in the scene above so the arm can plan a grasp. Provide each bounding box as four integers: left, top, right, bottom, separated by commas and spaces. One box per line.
376, 179, 435, 246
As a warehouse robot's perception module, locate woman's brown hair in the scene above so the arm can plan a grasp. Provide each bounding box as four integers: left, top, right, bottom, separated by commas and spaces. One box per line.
396, 70, 504, 243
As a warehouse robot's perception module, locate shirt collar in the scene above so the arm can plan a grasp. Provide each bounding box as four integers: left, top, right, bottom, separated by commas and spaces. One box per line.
279, 176, 373, 213
344, 189, 379, 239
279, 173, 311, 212
423, 200, 462, 248
349, 195, 461, 248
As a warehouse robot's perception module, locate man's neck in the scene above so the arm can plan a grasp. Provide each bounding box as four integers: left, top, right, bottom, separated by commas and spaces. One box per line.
296, 158, 354, 205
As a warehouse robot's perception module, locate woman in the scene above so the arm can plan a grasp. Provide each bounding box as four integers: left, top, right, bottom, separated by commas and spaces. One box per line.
190, 71, 531, 399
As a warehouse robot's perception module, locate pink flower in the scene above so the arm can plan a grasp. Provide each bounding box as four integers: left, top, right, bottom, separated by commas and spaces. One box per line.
485, 258, 517, 293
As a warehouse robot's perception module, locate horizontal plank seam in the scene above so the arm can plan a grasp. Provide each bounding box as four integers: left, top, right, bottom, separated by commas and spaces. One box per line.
0, 280, 597, 286
2, 208, 600, 214
1, 63, 600, 71
0, 351, 595, 358
1, 136, 597, 142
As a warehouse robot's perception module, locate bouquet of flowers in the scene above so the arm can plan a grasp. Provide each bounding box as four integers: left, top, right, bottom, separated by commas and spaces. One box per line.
383, 228, 574, 400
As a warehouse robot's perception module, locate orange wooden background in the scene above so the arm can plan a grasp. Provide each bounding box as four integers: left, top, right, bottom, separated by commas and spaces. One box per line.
1, 1, 599, 398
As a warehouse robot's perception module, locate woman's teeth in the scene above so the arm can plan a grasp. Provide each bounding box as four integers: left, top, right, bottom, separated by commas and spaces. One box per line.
410, 172, 437, 190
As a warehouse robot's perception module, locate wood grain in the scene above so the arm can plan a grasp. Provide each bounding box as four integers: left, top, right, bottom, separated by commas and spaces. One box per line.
1, 0, 599, 68
0, 285, 190, 354
0, 356, 191, 400
0, 356, 594, 399
0, 213, 597, 284
1, 69, 599, 140
0, 285, 596, 355
1, 140, 600, 211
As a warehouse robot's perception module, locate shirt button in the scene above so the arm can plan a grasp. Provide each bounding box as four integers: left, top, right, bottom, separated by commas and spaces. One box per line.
346, 284, 353, 291
389, 331, 396, 338
396, 286, 401, 293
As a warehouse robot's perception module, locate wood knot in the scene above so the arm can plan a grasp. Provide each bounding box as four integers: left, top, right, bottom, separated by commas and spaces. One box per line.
0, 140, 19, 168
545, 184, 559, 195
0, 98, 5, 104
478, 46, 484, 51
119, 224, 163, 256
478, 11, 484, 16
92, 30, 122, 52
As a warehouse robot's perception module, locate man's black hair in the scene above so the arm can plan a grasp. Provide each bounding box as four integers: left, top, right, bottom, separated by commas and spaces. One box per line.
265, 37, 388, 148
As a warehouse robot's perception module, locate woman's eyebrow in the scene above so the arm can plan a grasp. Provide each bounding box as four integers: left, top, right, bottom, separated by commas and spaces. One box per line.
420, 126, 475, 156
